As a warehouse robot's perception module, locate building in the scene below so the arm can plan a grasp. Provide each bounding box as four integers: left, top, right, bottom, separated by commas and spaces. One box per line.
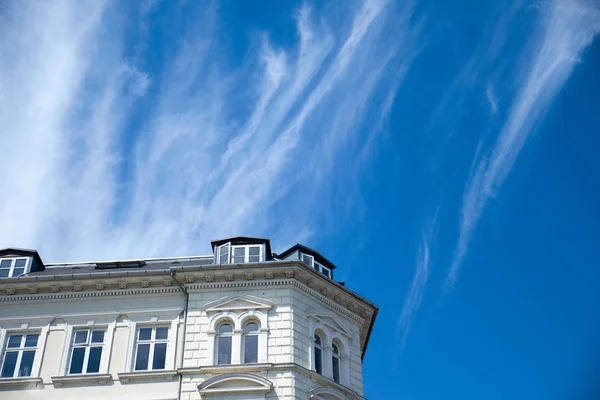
0, 237, 377, 400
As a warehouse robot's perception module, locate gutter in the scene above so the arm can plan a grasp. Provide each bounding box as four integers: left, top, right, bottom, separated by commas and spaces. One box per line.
170, 270, 189, 400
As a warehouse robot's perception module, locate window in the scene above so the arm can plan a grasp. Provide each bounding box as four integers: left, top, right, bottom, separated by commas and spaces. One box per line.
232, 245, 262, 263
0, 258, 29, 278
313, 334, 323, 374
134, 326, 169, 371
216, 323, 233, 365
68, 329, 105, 374
218, 243, 230, 264
301, 254, 331, 278
332, 342, 341, 383
0, 333, 38, 378
243, 322, 259, 364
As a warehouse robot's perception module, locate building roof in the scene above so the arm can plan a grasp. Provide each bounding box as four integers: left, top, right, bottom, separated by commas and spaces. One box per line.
277, 243, 338, 270
211, 236, 273, 258
0, 247, 45, 269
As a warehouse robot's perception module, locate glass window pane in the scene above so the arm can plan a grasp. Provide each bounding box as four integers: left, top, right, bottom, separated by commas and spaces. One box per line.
87, 347, 102, 373
314, 348, 322, 374
135, 344, 150, 371
0, 260, 12, 268
69, 347, 85, 374
0, 269, 9, 278
152, 343, 167, 370
138, 327, 152, 341
243, 335, 258, 364
332, 343, 339, 355
219, 244, 229, 264
244, 322, 259, 333
249, 247, 260, 256
155, 327, 169, 340
314, 334, 321, 346
7, 335, 22, 348
14, 259, 27, 268
1, 351, 18, 377
232, 247, 245, 263
74, 330, 88, 344
218, 323, 232, 334
248, 255, 260, 262
217, 336, 232, 365
25, 334, 39, 347
12, 268, 25, 277
91, 331, 105, 343
302, 254, 313, 266
19, 351, 35, 377
332, 357, 340, 383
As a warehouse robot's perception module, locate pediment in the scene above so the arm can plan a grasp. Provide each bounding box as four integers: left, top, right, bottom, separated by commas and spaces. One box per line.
203, 294, 274, 313
307, 312, 351, 337
308, 386, 349, 400
198, 373, 273, 395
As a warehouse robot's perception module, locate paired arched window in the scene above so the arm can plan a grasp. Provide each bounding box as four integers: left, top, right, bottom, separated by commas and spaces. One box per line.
216, 322, 233, 365
313, 333, 324, 374
243, 322, 259, 364
332, 342, 341, 383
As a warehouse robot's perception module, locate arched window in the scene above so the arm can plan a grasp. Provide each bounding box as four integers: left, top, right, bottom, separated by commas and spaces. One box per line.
243, 321, 259, 364
313, 333, 323, 374
332, 342, 341, 383
216, 323, 233, 364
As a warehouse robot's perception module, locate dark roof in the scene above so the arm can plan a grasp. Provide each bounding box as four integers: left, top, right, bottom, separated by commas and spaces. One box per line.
211, 236, 273, 258
0, 248, 45, 269
277, 244, 337, 270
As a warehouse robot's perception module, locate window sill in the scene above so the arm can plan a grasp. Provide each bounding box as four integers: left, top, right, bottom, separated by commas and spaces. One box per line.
179, 363, 273, 374
118, 370, 178, 383
0, 376, 43, 388
51, 373, 112, 387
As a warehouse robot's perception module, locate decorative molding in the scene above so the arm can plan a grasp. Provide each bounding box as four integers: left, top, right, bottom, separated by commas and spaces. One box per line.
0, 287, 181, 302
140, 279, 150, 288
73, 282, 83, 292
197, 372, 273, 396
285, 268, 296, 278
204, 273, 213, 283
50, 284, 60, 293
28, 285, 39, 294
334, 295, 344, 304
321, 287, 331, 297
203, 294, 274, 313
264, 269, 274, 279
118, 370, 177, 383
95, 282, 105, 291
118, 280, 127, 289
224, 272, 234, 281
0, 376, 43, 389
244, 270, 254, 280
4, 286, 16, 295
51, 373, 112, 387
185, 274, 195, 283
163, 278, 172, 286
306, 279, 316, 289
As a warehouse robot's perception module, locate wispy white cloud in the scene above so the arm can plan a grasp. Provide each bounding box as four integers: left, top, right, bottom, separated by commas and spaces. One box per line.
0, 0, 419, 261
447, 0, 600, 285
395, 209, 438, 354
485, 84, 498, 115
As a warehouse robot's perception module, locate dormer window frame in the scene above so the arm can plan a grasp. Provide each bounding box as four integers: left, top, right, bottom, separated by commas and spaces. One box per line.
216, 243, 264, 264
0, 257, 31, 278
301, 253, 332, 279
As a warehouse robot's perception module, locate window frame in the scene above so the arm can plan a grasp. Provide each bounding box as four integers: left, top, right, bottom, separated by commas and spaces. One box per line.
242, 321, 260, 364
332, 342, 341, 384
67, 328, 106, 375
215, 322, 234, 365
133, 325, 170, 372
301, 253, 332, 278
0, 257, 31, 278
0, 332, 39, 378
313, 333, 324, 375
216, 243, 263, 264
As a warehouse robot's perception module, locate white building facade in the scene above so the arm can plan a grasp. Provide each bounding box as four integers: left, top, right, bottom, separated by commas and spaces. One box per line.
0, 237, 377, 400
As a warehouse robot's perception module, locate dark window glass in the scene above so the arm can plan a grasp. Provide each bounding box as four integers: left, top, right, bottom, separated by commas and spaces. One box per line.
314, 347, 322, 374
14, 259, 27, 268
233, 247, 245, 263
0, 269, 9, 278
219, 323, 233, 334
302, 254, 313, 266
19, 351, 35, 377
7, 335, 22, 348
12, 268, 25, 276
314, 334, 322, 346
244, 322, 259, 333
243, 335, 258, 364
219, 244, 230, 264
91, 331, 104, 343
1, 352, 18, 377
87, 347, 102, 373
248, 246, 260, 262
332, 356, 340, 383
217, 336, 232, 365
138, 327, 152, 341
155, 327, 169, 340
0, 260, 12, 268
153, 343, 167, 370
25, 334, 38, 347
74, 330, 88, 344
69, 347, 85, 374
135, 343, 150, 371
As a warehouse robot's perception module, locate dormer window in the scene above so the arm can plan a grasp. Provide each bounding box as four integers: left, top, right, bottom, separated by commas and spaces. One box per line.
217, 244, 263, 264
0, 257, 30, 278
301, 254, 332, 278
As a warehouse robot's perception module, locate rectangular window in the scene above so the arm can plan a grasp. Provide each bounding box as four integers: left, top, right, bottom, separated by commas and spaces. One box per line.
230, 245, 262, 263
217, 336, 232, 364
302, 254, 314, 267
243, 335, 258, 364
218, 243, 230, 264
232, 246, 246, 263
0, 258, 29, 278
134, 326, 169, 371
68, 329, 105, 375
0, 333, 38, 378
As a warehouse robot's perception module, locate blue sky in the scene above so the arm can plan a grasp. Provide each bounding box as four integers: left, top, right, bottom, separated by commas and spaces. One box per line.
1, 0, 600, 398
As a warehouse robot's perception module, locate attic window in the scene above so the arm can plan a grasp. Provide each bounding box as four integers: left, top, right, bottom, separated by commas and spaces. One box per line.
217, 244, 262, 264
0, 257, 30, 278
95, 261, 146, 269
301, 254, 331, 278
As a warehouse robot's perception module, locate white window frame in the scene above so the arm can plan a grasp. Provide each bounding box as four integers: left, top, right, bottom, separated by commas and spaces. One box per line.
67, 328, 106, 375
217, 243, 231, 264
231, 245, 263, 264
0, 257, 31, 278
0, 332, 40, 378
133, 326, 170, 371
215, 321, 234, 365
0, 317, 51, 380
301, 253, 332, 278
332, 342, 341, 384
313, 333, 324, 375
242, 321, 260, 364
124, 311, 180, 373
